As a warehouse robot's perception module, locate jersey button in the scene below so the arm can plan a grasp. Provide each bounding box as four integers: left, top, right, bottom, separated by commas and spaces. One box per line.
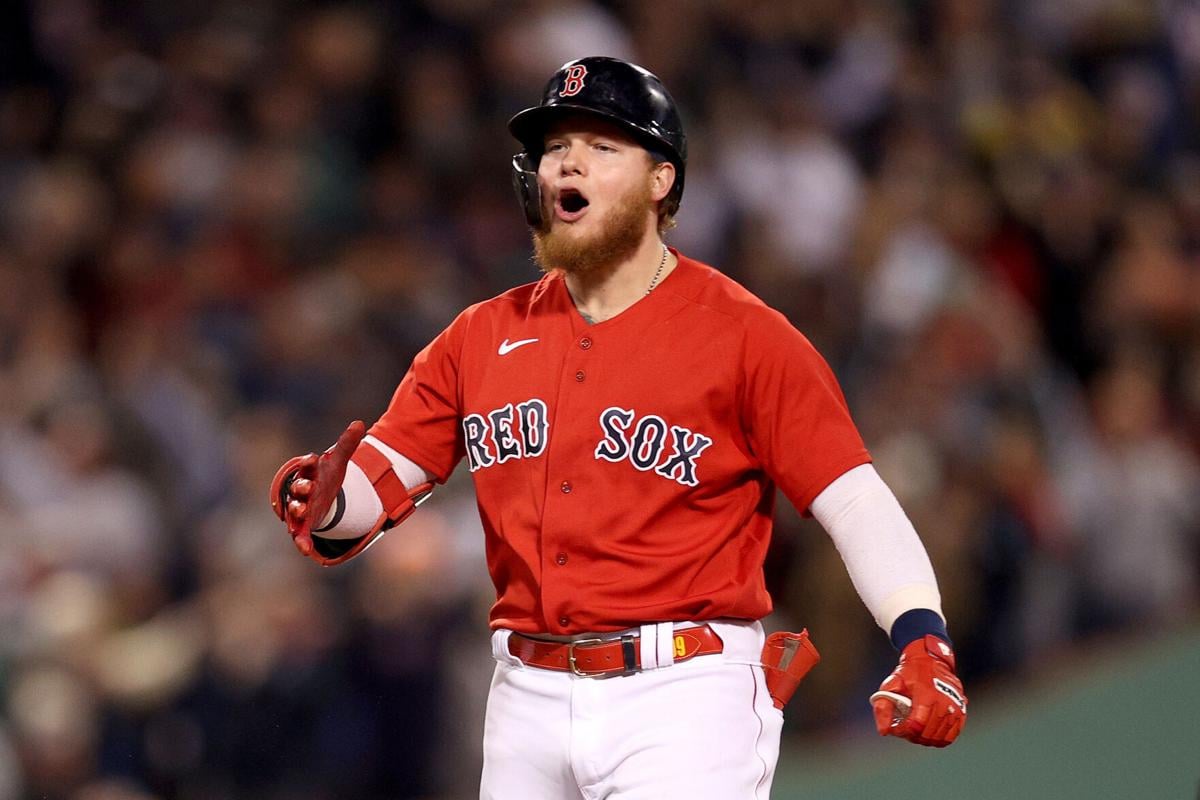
560, 480, 572, 493
579, 337, 592, 350
575, 370, 585, 382
555, 552, 568, 566
559, 616, 569, 627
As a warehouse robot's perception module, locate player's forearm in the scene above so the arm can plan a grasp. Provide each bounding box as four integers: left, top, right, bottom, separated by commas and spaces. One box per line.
315, 434, 435, 539
809, 464, 948, 646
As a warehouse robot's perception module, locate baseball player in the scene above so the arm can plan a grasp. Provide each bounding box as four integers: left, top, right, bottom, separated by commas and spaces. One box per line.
271, 57, 966, 799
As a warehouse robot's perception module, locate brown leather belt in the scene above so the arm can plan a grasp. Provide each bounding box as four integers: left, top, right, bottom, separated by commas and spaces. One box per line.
508, 624, 724, 677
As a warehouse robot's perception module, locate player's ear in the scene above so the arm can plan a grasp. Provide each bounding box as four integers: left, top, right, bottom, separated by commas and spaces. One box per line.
649, 160, 675, 204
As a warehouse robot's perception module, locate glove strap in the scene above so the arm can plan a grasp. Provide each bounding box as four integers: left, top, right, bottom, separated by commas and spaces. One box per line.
351, 442, 432, 523
901, 634, 958, 671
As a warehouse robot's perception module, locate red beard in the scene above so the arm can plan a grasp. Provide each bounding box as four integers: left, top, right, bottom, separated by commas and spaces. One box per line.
532, 180, 654, 277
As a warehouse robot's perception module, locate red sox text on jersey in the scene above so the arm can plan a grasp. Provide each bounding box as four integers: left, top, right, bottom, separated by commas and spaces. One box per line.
463, 401, 713, 488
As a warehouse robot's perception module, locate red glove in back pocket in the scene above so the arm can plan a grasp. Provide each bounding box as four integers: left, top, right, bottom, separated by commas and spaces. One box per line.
761, 630, 820, 710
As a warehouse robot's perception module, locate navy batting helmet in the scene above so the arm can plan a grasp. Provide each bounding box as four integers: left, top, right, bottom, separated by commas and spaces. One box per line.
507, 56, 687, 227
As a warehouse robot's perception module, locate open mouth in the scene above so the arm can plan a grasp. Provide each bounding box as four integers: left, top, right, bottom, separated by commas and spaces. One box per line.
555, 188, 590, 221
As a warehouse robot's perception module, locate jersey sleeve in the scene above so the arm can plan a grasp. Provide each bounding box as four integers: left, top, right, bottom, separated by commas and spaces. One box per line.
740, 308, 871, 513
367, 307, 474, 483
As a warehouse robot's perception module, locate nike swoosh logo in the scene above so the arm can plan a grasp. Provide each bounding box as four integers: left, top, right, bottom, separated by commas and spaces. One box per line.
498, 337, 539, 355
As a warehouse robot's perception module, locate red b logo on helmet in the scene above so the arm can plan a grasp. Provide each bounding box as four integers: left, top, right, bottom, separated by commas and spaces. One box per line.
560, 64, 588, 97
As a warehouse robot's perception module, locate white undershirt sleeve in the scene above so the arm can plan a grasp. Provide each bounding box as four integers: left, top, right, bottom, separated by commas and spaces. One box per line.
808, 463, 943, 632
314, 437, 435, 540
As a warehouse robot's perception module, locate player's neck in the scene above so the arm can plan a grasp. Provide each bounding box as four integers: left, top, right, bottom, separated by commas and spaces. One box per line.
565, 236, 676, 325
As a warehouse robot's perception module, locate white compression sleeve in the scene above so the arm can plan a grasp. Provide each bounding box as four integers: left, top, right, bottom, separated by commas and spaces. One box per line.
314, 437, 435, 540
808, 463, 943, 631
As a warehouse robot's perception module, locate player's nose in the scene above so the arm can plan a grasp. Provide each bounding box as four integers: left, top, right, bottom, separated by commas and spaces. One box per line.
559, 144, 584, 175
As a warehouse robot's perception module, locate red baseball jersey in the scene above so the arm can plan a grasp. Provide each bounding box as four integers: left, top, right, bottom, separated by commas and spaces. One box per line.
370, 250, 870, 635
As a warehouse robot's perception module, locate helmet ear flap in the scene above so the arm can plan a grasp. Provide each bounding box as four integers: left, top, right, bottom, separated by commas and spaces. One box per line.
511, 152, 543, 228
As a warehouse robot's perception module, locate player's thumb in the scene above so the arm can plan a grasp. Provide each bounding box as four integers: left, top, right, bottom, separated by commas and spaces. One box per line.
872, 698, 897, 736
328, 420, 367, 461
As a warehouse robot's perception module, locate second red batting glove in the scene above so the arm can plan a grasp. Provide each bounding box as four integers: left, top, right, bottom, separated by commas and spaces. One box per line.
870, 634, 967, 747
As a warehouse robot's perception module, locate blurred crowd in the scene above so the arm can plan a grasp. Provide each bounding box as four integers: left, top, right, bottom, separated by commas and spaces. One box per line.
2, 0, 1199, 798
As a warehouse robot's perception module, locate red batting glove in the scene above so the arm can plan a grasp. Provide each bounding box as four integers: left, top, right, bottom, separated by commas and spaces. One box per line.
870, 635, 967, 747
269, 421, 367, 560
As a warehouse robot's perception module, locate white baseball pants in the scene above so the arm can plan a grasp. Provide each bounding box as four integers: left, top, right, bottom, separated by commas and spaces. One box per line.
480, 620, 782, 799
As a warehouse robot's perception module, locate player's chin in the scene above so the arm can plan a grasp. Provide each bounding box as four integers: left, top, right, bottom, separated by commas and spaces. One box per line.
543, 220, 594, 246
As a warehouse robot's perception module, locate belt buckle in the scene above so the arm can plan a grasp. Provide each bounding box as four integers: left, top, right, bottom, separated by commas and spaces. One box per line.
566, 638, 606, 676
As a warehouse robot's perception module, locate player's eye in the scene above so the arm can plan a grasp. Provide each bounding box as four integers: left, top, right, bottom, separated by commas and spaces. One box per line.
545, 142, 567, 153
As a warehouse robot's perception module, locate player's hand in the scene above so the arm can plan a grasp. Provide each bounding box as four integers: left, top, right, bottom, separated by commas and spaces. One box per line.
870, 634, 967, 747
269, 421, 367, 558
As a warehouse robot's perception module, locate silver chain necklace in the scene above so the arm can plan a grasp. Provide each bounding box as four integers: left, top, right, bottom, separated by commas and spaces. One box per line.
645, 245, 669, 295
